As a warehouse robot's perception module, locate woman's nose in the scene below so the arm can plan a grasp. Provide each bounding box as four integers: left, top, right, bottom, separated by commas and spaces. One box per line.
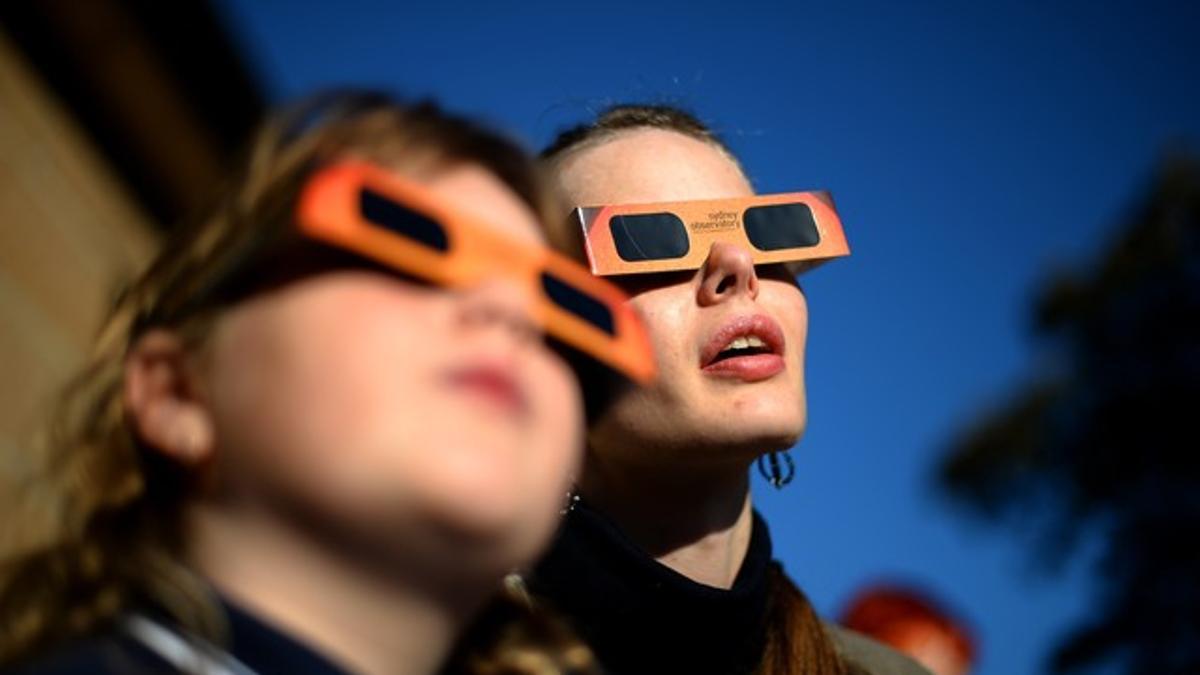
697, 242, 760, 306
456, 279, 540, 346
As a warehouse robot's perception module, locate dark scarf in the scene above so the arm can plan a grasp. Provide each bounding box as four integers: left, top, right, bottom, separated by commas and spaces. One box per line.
218, 598, 350, 675
10, 596, 351, 675
527, 499, 773, 675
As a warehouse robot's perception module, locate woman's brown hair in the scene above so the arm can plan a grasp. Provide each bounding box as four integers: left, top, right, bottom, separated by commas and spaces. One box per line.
0, 90, 595, 674
539, 103, 852, 675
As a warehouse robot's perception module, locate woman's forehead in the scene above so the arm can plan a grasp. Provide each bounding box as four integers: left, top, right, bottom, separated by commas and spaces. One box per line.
554, 128, 753, 207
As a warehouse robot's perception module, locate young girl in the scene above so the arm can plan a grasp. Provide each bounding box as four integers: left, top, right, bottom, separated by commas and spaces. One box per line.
0, 93, 650, 675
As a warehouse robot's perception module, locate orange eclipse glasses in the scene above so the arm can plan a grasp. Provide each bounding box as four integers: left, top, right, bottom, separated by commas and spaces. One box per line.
296, 161, 656, 384
572, 191, 851, 276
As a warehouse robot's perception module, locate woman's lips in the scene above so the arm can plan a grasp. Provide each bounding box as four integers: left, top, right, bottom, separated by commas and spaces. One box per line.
699, 314, 787, 382
701, 353, 785, 381
444, 364, 528, 417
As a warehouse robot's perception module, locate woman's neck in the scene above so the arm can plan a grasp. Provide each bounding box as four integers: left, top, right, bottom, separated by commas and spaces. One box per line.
187, 504, 490, 675
578, 451, 755, 589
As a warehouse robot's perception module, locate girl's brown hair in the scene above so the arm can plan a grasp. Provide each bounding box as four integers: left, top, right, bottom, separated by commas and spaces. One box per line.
0, 90, 594, 674
540, 104, 853, 675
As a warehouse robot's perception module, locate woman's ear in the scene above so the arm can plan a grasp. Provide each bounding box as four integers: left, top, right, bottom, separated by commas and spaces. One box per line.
123, 330, 215, 466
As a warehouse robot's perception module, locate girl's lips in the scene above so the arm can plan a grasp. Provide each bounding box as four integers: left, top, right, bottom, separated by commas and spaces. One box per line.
444, 364, 528, 417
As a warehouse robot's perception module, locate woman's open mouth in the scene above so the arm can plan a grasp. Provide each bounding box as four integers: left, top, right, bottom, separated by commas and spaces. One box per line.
699, 314, 786, 382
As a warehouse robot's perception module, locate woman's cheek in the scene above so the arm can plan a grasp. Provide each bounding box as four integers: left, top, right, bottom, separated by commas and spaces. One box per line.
633, 295, 692, 378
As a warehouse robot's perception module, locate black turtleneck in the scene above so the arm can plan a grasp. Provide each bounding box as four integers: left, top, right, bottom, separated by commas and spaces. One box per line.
528, 498, 773, 675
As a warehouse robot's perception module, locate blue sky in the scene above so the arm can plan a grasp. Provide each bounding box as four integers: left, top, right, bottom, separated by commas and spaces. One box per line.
211, 2, 1200, 672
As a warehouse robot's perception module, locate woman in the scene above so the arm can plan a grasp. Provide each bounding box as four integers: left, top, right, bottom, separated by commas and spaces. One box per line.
0, 93, 650, 675
528, 105, 928, 675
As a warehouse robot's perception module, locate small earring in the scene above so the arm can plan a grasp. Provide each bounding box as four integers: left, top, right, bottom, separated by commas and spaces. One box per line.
757, 451, 795, 489
560, 488, 580, 515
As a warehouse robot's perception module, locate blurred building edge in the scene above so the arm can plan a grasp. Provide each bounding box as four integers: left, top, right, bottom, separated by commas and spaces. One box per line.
0, 1, 264, 477
0, 0, 265, 226
839, 583, 976, 675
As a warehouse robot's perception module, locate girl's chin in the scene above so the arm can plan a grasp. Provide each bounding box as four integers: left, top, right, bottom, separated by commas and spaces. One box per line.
426, 503, 558, 568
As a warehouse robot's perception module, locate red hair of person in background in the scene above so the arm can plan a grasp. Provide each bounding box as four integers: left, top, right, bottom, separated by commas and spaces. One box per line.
840, 585, 976, 675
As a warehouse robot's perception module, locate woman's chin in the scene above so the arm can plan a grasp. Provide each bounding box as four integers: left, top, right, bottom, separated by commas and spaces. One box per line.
681, 402, 806, 455
698, 430, 804, 461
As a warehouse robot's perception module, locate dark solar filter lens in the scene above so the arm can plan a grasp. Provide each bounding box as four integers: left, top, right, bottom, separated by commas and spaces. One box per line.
743, 203, 820, 251
609, 213, 690, 262
360, 188, 449, 252
541, 272, 616, 336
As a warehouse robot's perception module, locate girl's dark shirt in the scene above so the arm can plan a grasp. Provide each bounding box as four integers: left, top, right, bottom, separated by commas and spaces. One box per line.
5, 598, 351, 675
527, 499, 774, 675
